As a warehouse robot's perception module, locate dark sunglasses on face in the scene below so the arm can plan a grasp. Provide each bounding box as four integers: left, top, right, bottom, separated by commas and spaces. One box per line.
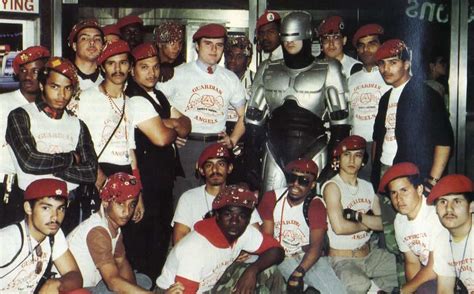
286, 173, 312, 187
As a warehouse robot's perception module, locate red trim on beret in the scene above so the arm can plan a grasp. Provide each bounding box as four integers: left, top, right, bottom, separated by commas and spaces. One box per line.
427, 174, 473, 204
102, 24, 121, 37
193, 23, 227, 42
378, 162, 419, 193
318, 16, 344, 36
12, 46, 50, 75
68, 19, 103, 47
45, 57, 79, 87
375, 39, 407, 62
131, 42, 157, 61
197, 143, 231, 169
212, 185, 258, 210
100, 172, 140, 203
333, 135, 367, 158
257, 10, 281, 30
97, 39, 131, 65
285, 158, 318, 176
352, 24, 384, 48
116, 15, 143, 29
24, 179, 68, 200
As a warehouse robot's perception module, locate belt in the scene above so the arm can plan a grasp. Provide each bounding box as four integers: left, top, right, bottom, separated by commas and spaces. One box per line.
187, 133, 220, 142
329, 243, 370, 258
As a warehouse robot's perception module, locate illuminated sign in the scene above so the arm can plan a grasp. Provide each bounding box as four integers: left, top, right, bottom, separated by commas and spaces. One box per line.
0, 0, 39, 14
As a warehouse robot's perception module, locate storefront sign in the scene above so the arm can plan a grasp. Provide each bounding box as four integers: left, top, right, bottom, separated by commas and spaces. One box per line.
0, 0, 39, 14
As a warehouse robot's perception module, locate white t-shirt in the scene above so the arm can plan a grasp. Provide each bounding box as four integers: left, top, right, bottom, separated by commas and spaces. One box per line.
75, 86, 135, 165
0, 89, 30, 174
323, 174, 375, 250
339, 54, 362, 80
128, 94, 160, 127
172, 185, 261, 229
0, 220, 68, 293
380, 79, 409, 165
156, 218, 266, 293
348, 67, 391, 141
262, 45, 283, 62
394, 199, 446, 266
433, 222, 473, 292
157, 61, 246, 134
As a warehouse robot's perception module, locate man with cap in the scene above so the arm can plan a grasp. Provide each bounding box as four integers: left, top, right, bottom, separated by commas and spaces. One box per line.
157, 185, 285, 293
6, 57, 98, 233
428, 174, 473, 293
246, 11, 350, 192
67, 172, 153, 293
124, 42, 191, 280
318, 15, 361, 79
256, 10, 283, 63
322, 135, 397, 293
258, 158, 345, 293
0, 45, 50, 227
347, 24, 390, 181
102, 24, 121, 44
68, 19, 104, 93
224, 35, 254, 92
154, 21, 185, 82
379, 162, 446, 292
0, 178, 83, 293
157, 23, 247, 200
116, 15, 144, 49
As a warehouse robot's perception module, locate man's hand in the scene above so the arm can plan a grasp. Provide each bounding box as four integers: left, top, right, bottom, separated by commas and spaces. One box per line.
218, 131, 233, 149
133, 193, 145, 223
343, 208, 361, 222
72, 152, 81, 165
235, 252, 251, 262
95, 168, 107, 190
175, 137, 187, 148
287, 266, 305, 293
233, 266, 258, 294
164, 282, 185, 294
38, 278, 61, 294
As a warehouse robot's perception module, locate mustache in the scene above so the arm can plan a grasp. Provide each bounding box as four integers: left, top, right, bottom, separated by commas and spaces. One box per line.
45, 221, 60, 226
442, 213, 457, 218
209, 172, 224, 177
111, 72, 126, 77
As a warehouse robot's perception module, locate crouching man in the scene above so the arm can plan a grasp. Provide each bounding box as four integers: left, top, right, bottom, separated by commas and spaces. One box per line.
67, 173, 153, 293
156, 185, 284, 293
0, 179, 83, 293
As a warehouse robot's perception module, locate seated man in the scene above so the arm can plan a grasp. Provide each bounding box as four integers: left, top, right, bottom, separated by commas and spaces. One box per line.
322, 135, 397, 293
67, 173, 152, 293
427, 174, 473, 293
258, 158, 345, 294
0, 179, 83, 293
379, 162, 445, 293
156, 185, 284, 293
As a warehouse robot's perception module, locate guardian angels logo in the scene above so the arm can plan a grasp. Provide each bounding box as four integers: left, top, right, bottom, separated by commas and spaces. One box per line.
185, 84, 225, 124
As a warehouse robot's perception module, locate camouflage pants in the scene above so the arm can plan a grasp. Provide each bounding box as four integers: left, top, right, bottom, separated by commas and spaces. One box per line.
211, 261, 286, 294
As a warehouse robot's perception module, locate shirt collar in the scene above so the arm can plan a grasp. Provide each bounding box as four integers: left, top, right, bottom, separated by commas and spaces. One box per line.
194, 217, 231, 249
35, 98, 64, 119
196, 59, 217, 74
75, 64, 101, 82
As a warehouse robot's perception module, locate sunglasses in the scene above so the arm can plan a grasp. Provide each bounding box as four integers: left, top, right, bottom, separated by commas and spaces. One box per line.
34, 245, 43, 275
286, 173, 312, 187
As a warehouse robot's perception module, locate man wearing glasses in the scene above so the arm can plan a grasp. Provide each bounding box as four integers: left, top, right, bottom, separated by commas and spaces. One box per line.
258, 158, 345, 294
0, 179, 83, 293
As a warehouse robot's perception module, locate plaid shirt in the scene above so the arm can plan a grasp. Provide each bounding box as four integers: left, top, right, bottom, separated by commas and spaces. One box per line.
5, 99, 97, 184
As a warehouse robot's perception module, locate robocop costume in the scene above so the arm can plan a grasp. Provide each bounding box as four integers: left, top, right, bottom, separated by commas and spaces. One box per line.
245, 11, 350, 193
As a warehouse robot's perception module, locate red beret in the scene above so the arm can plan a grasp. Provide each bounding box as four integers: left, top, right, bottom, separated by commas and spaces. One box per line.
24, 179, 68, 200
100, 172, 140, 203
193, 23, 227, 42
212, 185, 258, 210
45, 57, 79, 87
333, 135, 367, 157
97, 39, 131, 65
131, 42, 157, 61
102, 24, 121, 37
116, 15, 143, 29
427, 174, 473, 205
68, 19, 103, 47
318, 16, 344, 36
375, 39, 408, 62
352, 24, 384, 48
197, 143, 231, 169
257, 10, 281, 30
285, 158, 318, 176
155, 22, 184, 43
12, 46, 50, 75
378, 162, 419, 193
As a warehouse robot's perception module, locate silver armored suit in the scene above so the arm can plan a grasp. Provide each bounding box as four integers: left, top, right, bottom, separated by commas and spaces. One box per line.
245, 58, 349, 192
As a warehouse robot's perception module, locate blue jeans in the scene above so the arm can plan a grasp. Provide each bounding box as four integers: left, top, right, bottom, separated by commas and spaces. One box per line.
278, 255, 347, 294
87, 272, 152, 293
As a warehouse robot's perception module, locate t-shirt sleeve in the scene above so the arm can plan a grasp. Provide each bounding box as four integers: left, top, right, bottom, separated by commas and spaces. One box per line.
308, 198, 328, 230
257, 191, 276, 221
128, 96, 159, 126
432, 231, 455, 277
250, 209, 263, 225
229, 77, 246, 108
52, 229, 68, 261
253, 233, 281, 255
86, 227, 116, 268
172, 193, 193, 228
175, 275, 200, 293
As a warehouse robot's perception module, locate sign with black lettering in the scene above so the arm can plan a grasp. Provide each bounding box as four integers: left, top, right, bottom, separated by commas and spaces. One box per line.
0, 0, 39, 14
